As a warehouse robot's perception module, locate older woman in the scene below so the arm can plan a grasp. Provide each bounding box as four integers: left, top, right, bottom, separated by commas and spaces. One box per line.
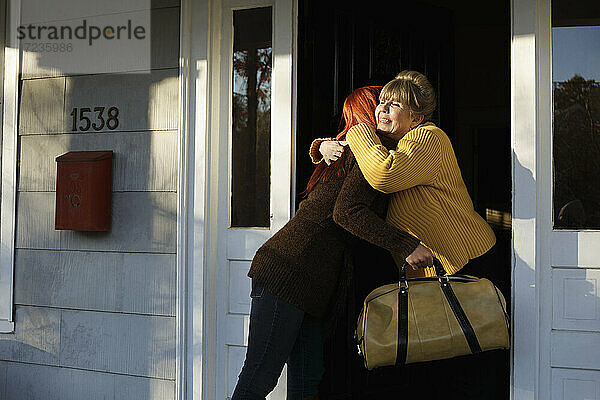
313, 70, 496, 277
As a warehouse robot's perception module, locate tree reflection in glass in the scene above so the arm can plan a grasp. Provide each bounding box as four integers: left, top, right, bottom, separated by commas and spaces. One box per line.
231, 7, 272, 228
553, 75, 600, 228
552, 10, 600, 229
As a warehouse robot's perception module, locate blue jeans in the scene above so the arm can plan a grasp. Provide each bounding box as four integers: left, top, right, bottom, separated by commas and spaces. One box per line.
231, 280, 324, 400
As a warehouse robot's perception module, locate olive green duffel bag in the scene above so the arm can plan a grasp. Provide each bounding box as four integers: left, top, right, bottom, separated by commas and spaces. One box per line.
356, 259, 510, 369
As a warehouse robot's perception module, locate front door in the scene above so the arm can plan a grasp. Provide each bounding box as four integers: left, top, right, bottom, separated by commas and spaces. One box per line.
208, 1, 294, 399
543, 0, 600, 398
513, 0, 600, 398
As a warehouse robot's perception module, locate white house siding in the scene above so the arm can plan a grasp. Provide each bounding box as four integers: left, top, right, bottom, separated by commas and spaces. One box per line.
0, 1, 181, 398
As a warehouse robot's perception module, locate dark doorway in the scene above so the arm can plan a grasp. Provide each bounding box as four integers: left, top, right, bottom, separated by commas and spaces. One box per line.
296, 1, 511, 399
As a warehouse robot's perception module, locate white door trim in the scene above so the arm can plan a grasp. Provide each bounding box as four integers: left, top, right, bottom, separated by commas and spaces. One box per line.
177, 1, 188, 397
536, 0, 553, 399
178, 0, 211, 399
511, 0, 553, 398
0, 0, 22, 334
208, 1, 296, 398
511, 0, 539, 397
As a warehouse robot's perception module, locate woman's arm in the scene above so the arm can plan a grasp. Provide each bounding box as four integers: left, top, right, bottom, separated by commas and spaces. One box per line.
345, 123, 442, 193
332, 153, 421, 264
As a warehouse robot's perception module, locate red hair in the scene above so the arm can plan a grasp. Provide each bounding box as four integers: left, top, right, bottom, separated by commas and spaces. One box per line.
303, 86, 381, 195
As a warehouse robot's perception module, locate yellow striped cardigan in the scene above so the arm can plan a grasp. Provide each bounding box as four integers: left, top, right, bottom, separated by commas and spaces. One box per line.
313, 123, 496, 277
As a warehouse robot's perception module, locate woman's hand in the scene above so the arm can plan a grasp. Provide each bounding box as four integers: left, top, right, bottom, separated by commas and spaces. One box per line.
319, 140, 347, 165
405, 244, 434, 270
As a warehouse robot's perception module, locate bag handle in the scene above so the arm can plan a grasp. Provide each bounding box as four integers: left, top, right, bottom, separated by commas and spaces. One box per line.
400, 257, 446, 281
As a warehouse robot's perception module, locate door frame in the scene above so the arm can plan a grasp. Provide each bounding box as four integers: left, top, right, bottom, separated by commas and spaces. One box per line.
179, 0, 547, 397
511, 0, 552, 398
177, 0, 210, 399
178, 0, 298, 398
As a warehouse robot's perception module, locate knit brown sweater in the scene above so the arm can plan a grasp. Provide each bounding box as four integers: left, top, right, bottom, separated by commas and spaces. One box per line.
248, 150, 420, 318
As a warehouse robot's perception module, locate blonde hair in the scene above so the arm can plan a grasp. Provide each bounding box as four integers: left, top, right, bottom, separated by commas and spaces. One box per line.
380, 70, 437, 121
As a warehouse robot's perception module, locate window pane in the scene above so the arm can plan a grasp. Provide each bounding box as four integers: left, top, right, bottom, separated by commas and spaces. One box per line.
231, 7, 272, 228
552, 2, 600, 229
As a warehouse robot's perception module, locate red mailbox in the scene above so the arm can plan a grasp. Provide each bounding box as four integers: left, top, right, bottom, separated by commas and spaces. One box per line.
55, 150, 113, 231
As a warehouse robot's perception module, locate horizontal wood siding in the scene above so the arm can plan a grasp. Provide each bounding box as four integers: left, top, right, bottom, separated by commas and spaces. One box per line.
14, 249, 176, 315
0, 306, 176, 378
16, 192, 177, 253
19, 69, 179, 135
63, 69, 179, 133
18, 76, 65, 135
19, 131, 178, 192
0, 306, 175, 378
0, 1, 180, 398
0, 360, 174, 400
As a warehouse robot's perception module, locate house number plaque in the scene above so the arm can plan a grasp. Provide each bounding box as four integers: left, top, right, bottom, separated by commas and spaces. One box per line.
70, 106, 120, 132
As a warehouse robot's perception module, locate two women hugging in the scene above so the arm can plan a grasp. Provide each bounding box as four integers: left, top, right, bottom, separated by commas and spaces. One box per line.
232, 70, 496, 400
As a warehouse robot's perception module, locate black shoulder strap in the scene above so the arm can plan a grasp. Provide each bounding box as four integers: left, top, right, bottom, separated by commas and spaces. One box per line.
440, 279, 482, 354
395, 285, 408, 365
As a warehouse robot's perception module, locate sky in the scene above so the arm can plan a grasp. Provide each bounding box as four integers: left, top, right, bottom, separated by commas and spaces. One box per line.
552, 26, 600, 82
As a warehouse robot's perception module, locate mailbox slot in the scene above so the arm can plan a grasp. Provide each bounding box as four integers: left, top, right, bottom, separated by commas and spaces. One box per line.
55, 150, 113, 231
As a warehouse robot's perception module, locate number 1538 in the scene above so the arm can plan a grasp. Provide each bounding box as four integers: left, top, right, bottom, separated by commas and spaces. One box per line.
70, 106, 120, 132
